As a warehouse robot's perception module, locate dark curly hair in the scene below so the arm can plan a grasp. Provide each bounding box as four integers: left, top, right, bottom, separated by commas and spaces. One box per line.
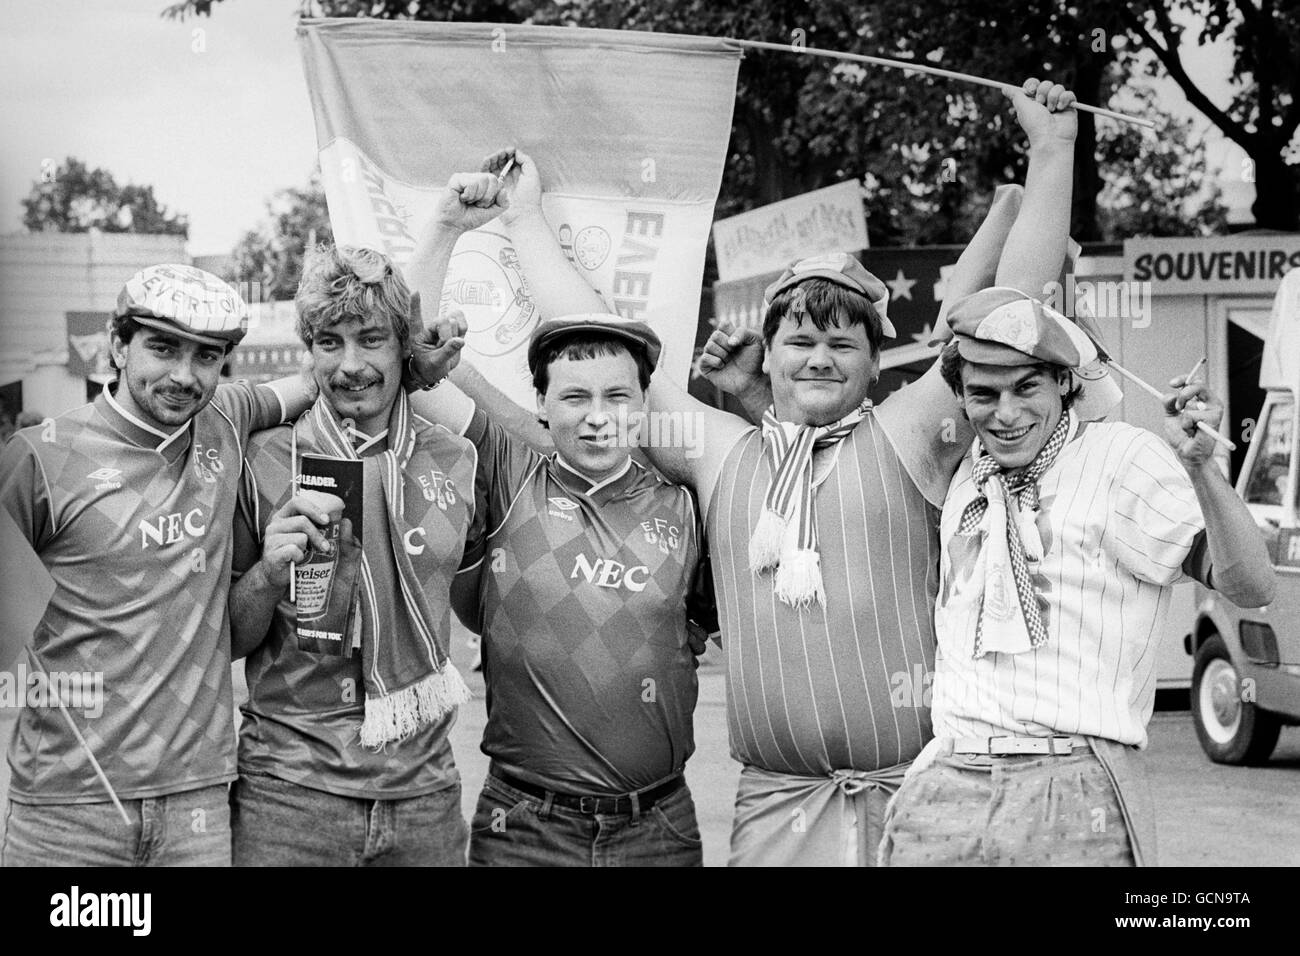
763, 278, 886, 353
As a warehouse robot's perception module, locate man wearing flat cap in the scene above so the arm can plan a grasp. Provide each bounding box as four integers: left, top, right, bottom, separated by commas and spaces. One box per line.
0, 264, 318, 866
638, 79, 1086, 865
401, 162, 707, 866
876, 287, 1274, 866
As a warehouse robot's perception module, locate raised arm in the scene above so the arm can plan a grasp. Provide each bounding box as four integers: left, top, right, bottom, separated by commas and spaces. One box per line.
404, 165, 555, 450
1167, 378, 1275, 608
872, 184, 1024, 504
876, 80, 1078, 505
482, 149, 608, 318
645, 370, 751, 508
995, 79, 1077, 296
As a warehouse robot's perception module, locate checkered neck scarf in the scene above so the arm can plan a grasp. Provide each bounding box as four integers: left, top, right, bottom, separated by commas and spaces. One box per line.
958, 410, 1072, 656
749, 400, 871, 608
298, 392, 469, 748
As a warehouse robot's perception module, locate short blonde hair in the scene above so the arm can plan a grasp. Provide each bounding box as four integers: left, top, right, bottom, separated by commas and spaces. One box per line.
295, 244, 413, 351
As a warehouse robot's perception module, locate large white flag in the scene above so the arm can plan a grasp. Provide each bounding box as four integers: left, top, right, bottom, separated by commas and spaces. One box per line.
298, 19, 741, 405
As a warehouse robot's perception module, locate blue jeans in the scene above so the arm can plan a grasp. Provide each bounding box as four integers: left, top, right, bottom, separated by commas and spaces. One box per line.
1, 784, 232, 867
231, 773, 467, 867
468, 772, 703, 867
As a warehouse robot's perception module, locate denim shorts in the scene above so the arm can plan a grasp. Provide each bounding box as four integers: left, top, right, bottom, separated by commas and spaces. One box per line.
879, 751, 1135, 866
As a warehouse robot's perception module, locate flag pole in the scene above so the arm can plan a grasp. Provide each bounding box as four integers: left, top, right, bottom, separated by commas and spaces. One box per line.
1106, 360, 1237, 451
24, 645, 130, 825
733, 39, 1155, 130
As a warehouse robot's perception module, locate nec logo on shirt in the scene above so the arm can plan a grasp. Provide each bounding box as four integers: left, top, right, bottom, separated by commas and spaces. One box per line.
571, 554, 650, 593
138, 508, 207, 549
547, 497, 578, 522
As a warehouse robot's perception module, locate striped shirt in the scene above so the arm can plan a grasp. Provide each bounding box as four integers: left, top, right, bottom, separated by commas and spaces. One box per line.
932, 415, 1206, 748
0, 382, 284, 803
708, 413, 941, 775
462, 409, 701, 795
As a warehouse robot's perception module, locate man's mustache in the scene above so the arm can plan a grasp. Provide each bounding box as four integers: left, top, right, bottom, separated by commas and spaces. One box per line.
330, 375, 383, 389
156, 387, 201, 401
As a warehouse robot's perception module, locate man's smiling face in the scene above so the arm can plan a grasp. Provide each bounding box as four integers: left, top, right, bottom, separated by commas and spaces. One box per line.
310, 315, 404, 435
110, 326, 226, 430
957, 361, 1071, 470
765, 314, 878, 427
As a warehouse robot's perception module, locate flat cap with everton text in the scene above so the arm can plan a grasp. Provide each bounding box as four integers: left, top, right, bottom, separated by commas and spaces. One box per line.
115, 263, 249, 348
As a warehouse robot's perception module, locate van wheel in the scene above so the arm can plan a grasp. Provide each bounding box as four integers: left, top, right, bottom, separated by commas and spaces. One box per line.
1191, 633, 1281, 765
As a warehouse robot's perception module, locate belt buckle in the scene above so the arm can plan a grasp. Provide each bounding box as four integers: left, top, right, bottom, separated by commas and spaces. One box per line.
1050, 735, 1077, 755
988, 736, 1045, 755
578, 795, 600, 814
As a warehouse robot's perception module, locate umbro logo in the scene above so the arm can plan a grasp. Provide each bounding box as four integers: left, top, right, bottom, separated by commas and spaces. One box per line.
547, 496, 578, 522
88, 467, 122, 490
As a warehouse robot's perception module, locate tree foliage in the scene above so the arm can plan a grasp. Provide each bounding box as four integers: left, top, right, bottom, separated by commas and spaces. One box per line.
164, 0, 1268, 240
22, 157, 189, 236
1116, 0, 1300, 230
1097, 83, 1229, 237
227, 175, 333, 301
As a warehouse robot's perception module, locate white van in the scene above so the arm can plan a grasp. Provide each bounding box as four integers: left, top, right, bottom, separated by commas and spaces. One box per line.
1189, 268, 1300, 763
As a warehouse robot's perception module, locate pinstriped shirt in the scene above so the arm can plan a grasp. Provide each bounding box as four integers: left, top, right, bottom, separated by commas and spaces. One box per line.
932, 418, 1206, 748
708, 414, 941, 775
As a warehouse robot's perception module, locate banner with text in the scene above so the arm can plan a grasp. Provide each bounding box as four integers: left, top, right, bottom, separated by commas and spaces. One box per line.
1124, 235, 1300, 295
299, 20, 740, 406
712, 180, 869, 282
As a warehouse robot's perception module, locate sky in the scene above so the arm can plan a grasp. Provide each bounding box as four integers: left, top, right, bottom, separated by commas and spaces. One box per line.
0, 0, 1254, 257
1, 0, 317, 256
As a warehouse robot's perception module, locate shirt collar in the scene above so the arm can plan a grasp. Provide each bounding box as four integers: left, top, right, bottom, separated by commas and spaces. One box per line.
99, 381, 193, 455
352, 427, 389, 455
553, 453, 635, 497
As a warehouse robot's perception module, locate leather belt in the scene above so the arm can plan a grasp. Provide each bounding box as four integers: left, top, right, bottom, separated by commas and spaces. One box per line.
952, 735, 1092, 756
489, 769, 685, 815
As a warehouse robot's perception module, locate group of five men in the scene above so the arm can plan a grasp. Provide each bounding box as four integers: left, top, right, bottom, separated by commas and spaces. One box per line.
0, 77, 1273, 866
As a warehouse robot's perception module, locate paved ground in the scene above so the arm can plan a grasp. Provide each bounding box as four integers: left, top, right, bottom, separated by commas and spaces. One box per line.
3, 630, 1299, 866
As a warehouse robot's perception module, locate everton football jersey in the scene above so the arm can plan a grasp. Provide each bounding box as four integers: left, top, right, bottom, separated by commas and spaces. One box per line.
0, 382, 285, 803
234, 409, 484, 799
461, 408, 701, 796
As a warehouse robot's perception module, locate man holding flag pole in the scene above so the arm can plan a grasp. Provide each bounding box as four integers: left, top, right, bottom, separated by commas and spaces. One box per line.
642, 78, 1087, 865
403, 78, 1081, 866
874, 287, 1274, 866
